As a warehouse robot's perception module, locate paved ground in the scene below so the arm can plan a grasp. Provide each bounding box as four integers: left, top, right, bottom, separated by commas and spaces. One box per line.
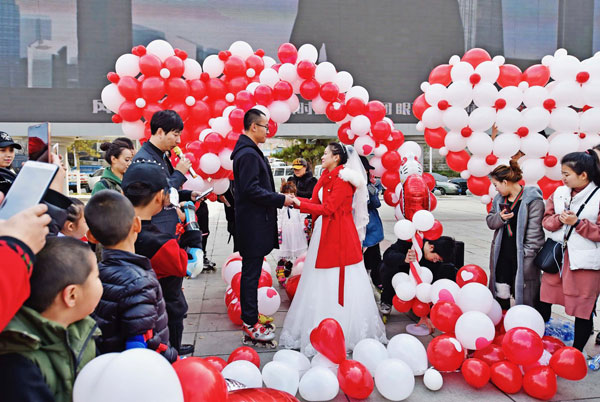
183, 195, 600, 401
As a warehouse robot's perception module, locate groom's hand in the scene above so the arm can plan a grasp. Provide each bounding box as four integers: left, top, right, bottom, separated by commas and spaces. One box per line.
283, 195, 294, 206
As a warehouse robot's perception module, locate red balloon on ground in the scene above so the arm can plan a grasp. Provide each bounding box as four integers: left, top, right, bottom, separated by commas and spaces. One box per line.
392, 295, 413, 313
228, 388, 299, 402
490, 361, 522, 394
204, 356, 227, 372
173, 357, 228, 402
227, 301, 242, 325
337, 359, 374, 399
502, 327, 544, 366
285, 275, 300, 301
231, 272, 242, 296
473, 343, 505, 366
310, 318, 347, 364
549, 346, 587, 381
228, 346, 261, 368
430, 301, 462, 333
541, 336, 565, 355
461, 358, 491, 389
456, 264, 488, 287
427, 335, 466, 372
523, 366, 557, 401
258, 269, 273, 288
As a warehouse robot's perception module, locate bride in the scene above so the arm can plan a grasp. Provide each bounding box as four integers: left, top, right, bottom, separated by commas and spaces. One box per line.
279, 143, 387, 356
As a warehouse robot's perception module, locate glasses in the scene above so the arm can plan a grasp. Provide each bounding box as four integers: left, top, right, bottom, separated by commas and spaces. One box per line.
256, 123, 269, 132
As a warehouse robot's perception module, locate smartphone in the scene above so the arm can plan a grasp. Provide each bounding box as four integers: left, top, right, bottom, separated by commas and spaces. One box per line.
198, 187, 214, 199
0, 161, 58, 219
28, 122, 51, 162
499, 203, 511, 213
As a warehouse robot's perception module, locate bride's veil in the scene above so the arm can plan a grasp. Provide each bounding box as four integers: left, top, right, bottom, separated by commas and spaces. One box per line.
344, 145, 369, 242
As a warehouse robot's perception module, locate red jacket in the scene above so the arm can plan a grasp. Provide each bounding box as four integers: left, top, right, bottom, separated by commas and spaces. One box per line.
298, 165, 364, 305
0, 237, 34, 331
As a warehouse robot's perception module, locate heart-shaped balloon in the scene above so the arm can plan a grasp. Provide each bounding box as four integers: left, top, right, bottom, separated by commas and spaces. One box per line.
309, 318, 347, 364
549, 346, 587, 381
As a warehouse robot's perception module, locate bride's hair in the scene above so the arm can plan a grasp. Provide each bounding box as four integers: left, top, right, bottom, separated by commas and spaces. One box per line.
328, 142, 348, 165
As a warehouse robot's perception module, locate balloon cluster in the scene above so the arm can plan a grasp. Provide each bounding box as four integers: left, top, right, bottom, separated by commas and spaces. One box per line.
414, 47, 600, 206
221, 253, 281, 325
103, 40, 409, 195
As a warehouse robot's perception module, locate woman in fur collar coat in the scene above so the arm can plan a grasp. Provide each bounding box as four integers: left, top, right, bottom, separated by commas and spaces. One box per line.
280, 143, 386, 356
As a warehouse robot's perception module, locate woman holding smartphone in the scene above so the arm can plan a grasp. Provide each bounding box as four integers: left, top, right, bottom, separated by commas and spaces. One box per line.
486, 160, 545, 310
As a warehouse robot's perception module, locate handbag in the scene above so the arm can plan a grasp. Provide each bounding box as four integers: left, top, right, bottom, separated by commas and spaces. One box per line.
534, 187, 600, 273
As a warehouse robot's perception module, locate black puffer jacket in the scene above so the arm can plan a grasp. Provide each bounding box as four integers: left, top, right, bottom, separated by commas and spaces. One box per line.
287, 171, 318, 199
92, 249, 177, 363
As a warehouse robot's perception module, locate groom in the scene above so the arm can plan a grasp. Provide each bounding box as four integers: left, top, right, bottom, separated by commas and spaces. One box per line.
231, 109, 294, 337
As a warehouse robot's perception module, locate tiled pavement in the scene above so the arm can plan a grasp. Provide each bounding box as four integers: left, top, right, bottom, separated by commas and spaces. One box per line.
183, 196, 600, 401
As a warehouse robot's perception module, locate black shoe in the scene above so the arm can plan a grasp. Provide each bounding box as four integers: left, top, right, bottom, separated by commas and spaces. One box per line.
204, 257, 216, 268
595, 332, 600, 345
178, 344, 195, 355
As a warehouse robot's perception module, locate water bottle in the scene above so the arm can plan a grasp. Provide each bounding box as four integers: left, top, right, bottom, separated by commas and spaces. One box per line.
588, 353, 600, 371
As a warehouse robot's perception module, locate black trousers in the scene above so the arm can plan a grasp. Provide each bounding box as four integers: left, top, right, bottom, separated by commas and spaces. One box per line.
240, 255, 264, 326
363, 244, 382, 287
168, 320, 184, 352
538, 300, 595, 352
380, 262, 410, 305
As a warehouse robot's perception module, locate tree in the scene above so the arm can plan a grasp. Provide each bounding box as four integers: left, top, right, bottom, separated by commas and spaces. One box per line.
271, 139, 330, 170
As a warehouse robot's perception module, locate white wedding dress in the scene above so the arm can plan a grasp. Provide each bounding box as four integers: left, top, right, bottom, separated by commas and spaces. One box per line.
279, 189, 387, 357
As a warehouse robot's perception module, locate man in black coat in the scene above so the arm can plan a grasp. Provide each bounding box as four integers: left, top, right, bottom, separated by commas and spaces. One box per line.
287, 158, 317, 198
231, 109, 293, 337
133, 110, 202, 236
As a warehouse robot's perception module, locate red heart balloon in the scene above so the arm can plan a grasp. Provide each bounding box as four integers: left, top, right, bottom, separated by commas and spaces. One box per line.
310, 318, 347, 364
549, 346, 587, 381
337, 359, 374, 399
228, 346, 260, 368
502, 327, 543, 366
523, 366, 557, 401
490, 361, 522, 394
473, 343, 505, 366
461, 358, 490, 389
541, 336, 565, 355
173, 357, 228, 402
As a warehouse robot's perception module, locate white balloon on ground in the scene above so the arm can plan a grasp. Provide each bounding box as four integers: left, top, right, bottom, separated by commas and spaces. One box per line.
387, 334, 428, 375
298, 366, 339, 401
455, 311, 496, 350
430, 279, 460, 304
503, 304, 546, 337
223, 259, 242, 284
375, 359, 415, 401
456, 282, 493, 314
262, 361, 300, 396
352, 339, 388, 375
222, 360, 262, 388
273, 349, 311, 377
423, 368, 444, 391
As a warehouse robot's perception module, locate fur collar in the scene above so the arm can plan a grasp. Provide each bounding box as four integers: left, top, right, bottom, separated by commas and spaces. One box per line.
338, 167, 366, 188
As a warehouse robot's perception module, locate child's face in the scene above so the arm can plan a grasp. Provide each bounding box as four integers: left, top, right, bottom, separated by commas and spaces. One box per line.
74, 253, 103, 319
73, 214, 89, 240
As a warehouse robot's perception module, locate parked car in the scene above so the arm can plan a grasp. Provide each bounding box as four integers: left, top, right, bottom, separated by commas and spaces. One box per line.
449, 178, 468, 195
68, 170, 90, 193
314, 164, 323, 179
272, 165, 295, 187
434, 181, 460, 195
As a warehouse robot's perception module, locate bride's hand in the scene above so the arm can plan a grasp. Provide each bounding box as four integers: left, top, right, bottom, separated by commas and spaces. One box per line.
293, 197, 301, 207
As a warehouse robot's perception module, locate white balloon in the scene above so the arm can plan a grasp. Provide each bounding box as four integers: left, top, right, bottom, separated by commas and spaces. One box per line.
311, 353, 339, 375
580, 133, 600, 150
551, 80, 581, 107
467, 156, 492, 177
481, 194, 492, 204
351, 115, 371, 136
311, 95, 328, 114
262, 361, 299, 396
218, 149, 233, 171
298, 366, 339, 401
430, 279, 460, 304
370, 156, 385, 177
253, 105, 271, 122
115, 53, 140, 77
523, 86, 548, 108
425, 83, 448, 106
334, 71, 353, 92
297, 44, 319, 63
394, 281, 416, 302
475, 60, 500, 83
456, 282, 493, 314
146, 40, 175, 62
417, 266, 434, 285
263, 56, 277, 68
223, 259, 242, 284
375, 359, 415, 401
415, 283, 433, 303
398, 141, 423, 159
346, 86, 369, 103
182, 175, 206, 192
278, 63, 298, 83
487, 299, 503, 326
269, 100, 292, 124
392, 272, 410, 289
273, 350, 311, 377
520, 133, 549, 158
423, 368, 443, 391
580, 108, 600, 134
546, 163, 563, 181
73, 353, 119, 402
472, 82, 498, 108
314, 62, 337, 84
387, 334, 428, 375
259, 68, 280, 88
522, 107, 550, 133
212, 116, 232, 135
352, 339, 389, 375
469, 107, 496, 132
257, 286, 281, 316
422, 107, 444, 129
504, 304, 546, 337
498, 86, 523, 109
496, 108, 522, 133
467, 132, 493, 156
101, 83, 125, 113
394, 220, 415, 240
199, 153, 220, 175
222, 360, 262, 388
583, 81, 600, 107
550, 107, 579, 132
412, 210, 434, 231
442, 107, 469, 131
444, 131, 467, 152
374, 144, 388, 158
455, 311, 495, 350
549, 133, 580, 158
121, 120, 145, 140
450, 61, 474, 82
229, 41, 254, 60
354, 136, 376, 156
522, 157, 545, 183
549, 54, 580, 81
446, 81, 473, 108
182, 58, 202, 80
203, 54, 224, 78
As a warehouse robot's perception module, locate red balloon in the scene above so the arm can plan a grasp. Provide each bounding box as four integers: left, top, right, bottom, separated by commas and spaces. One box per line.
502, 327, 544, 366
473, 344, 505, 366
412, 300, 430, 317
456, 264, 488, 287
446, 150, 470, 172
337, 359, 374, 399
429, 64, 452, 86
228, 388, 300, 402
210, 99, 229, 118
139, 54, 162, 77
385, 129, 404, 150
258, 269, 273, 288
228, 346, 261, 368
166, 78, 189, 101
490, 361, 522, 394
493, 333, 506, 346
381, 170, 400, 191
427, 335, 466, 372
173, 357, 228, 402
254, 85, 274, 106
541, 336, 565, 355
381, 151, 401, 171
118, 101, 143, 122
423, 219, 443, 240
412, 94, 430, 120
422, 172, 436, 191
310, 318, 346, 364
523, 366, 557, 401
141, 76, 166, 102
365, 101, 386, 123
424, 127, 447, 149
245, 54, 265, 75
326, 102, 347, 122
163, 55, 184, 77
169, 101, 189, 121
430, 301, 462, 333
392, 295, 413, 312
522, 64, 551, 87
467, 175, 491, 196
189, 101, 211, 124
537, 176, 562, 200
224, 287, 236, 307
206, 78, 227, 100
267, 120, 278, 138
461, 358, 491, 389
226, 76, 249, 94
371, 121, 392, 142
204, 356, 227, 372
227, 301, 242, 325
142, 102, 163, 122
549, 346, 587, 381
231, 272, 242, 295
382, 190, 397, 207
117, 76, 140, 100
296, 60, 316, 79
226, 131, 241, 149
188, 79, 207, 99
229, 108, 245, 132
204, 133, 223, 153
461, 48, 492, 68
346, 97, 366, 116
277, 43, 298, 64
235, 90, 256, 111
320, 82, 340, 102
299, 79, 320, 100
497, 64, 522, 88
285, 275, 300, 301
273, 81, 293, 101
337, 122, 356, 145
224, 55, 246, 77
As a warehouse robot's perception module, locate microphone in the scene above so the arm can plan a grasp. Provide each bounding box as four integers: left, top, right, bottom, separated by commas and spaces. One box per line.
172, 146, 198, 178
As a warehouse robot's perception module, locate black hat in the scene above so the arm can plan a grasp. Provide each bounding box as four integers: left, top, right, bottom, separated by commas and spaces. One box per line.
0, 132, 22, 150
121, 160, 168, 193
360, 155, 374, 172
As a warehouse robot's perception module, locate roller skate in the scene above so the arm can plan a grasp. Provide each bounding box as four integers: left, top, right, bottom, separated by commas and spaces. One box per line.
203, 256, 217, 273
379, 302, 392, 324
276, 260, 287, 287
242, 322, 277, 349
258, 313, 276, 331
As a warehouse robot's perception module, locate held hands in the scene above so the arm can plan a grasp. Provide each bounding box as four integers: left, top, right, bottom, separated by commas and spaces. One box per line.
283, 194, 296, 207
175, 158, 192, 175
559, 210, 578, 226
